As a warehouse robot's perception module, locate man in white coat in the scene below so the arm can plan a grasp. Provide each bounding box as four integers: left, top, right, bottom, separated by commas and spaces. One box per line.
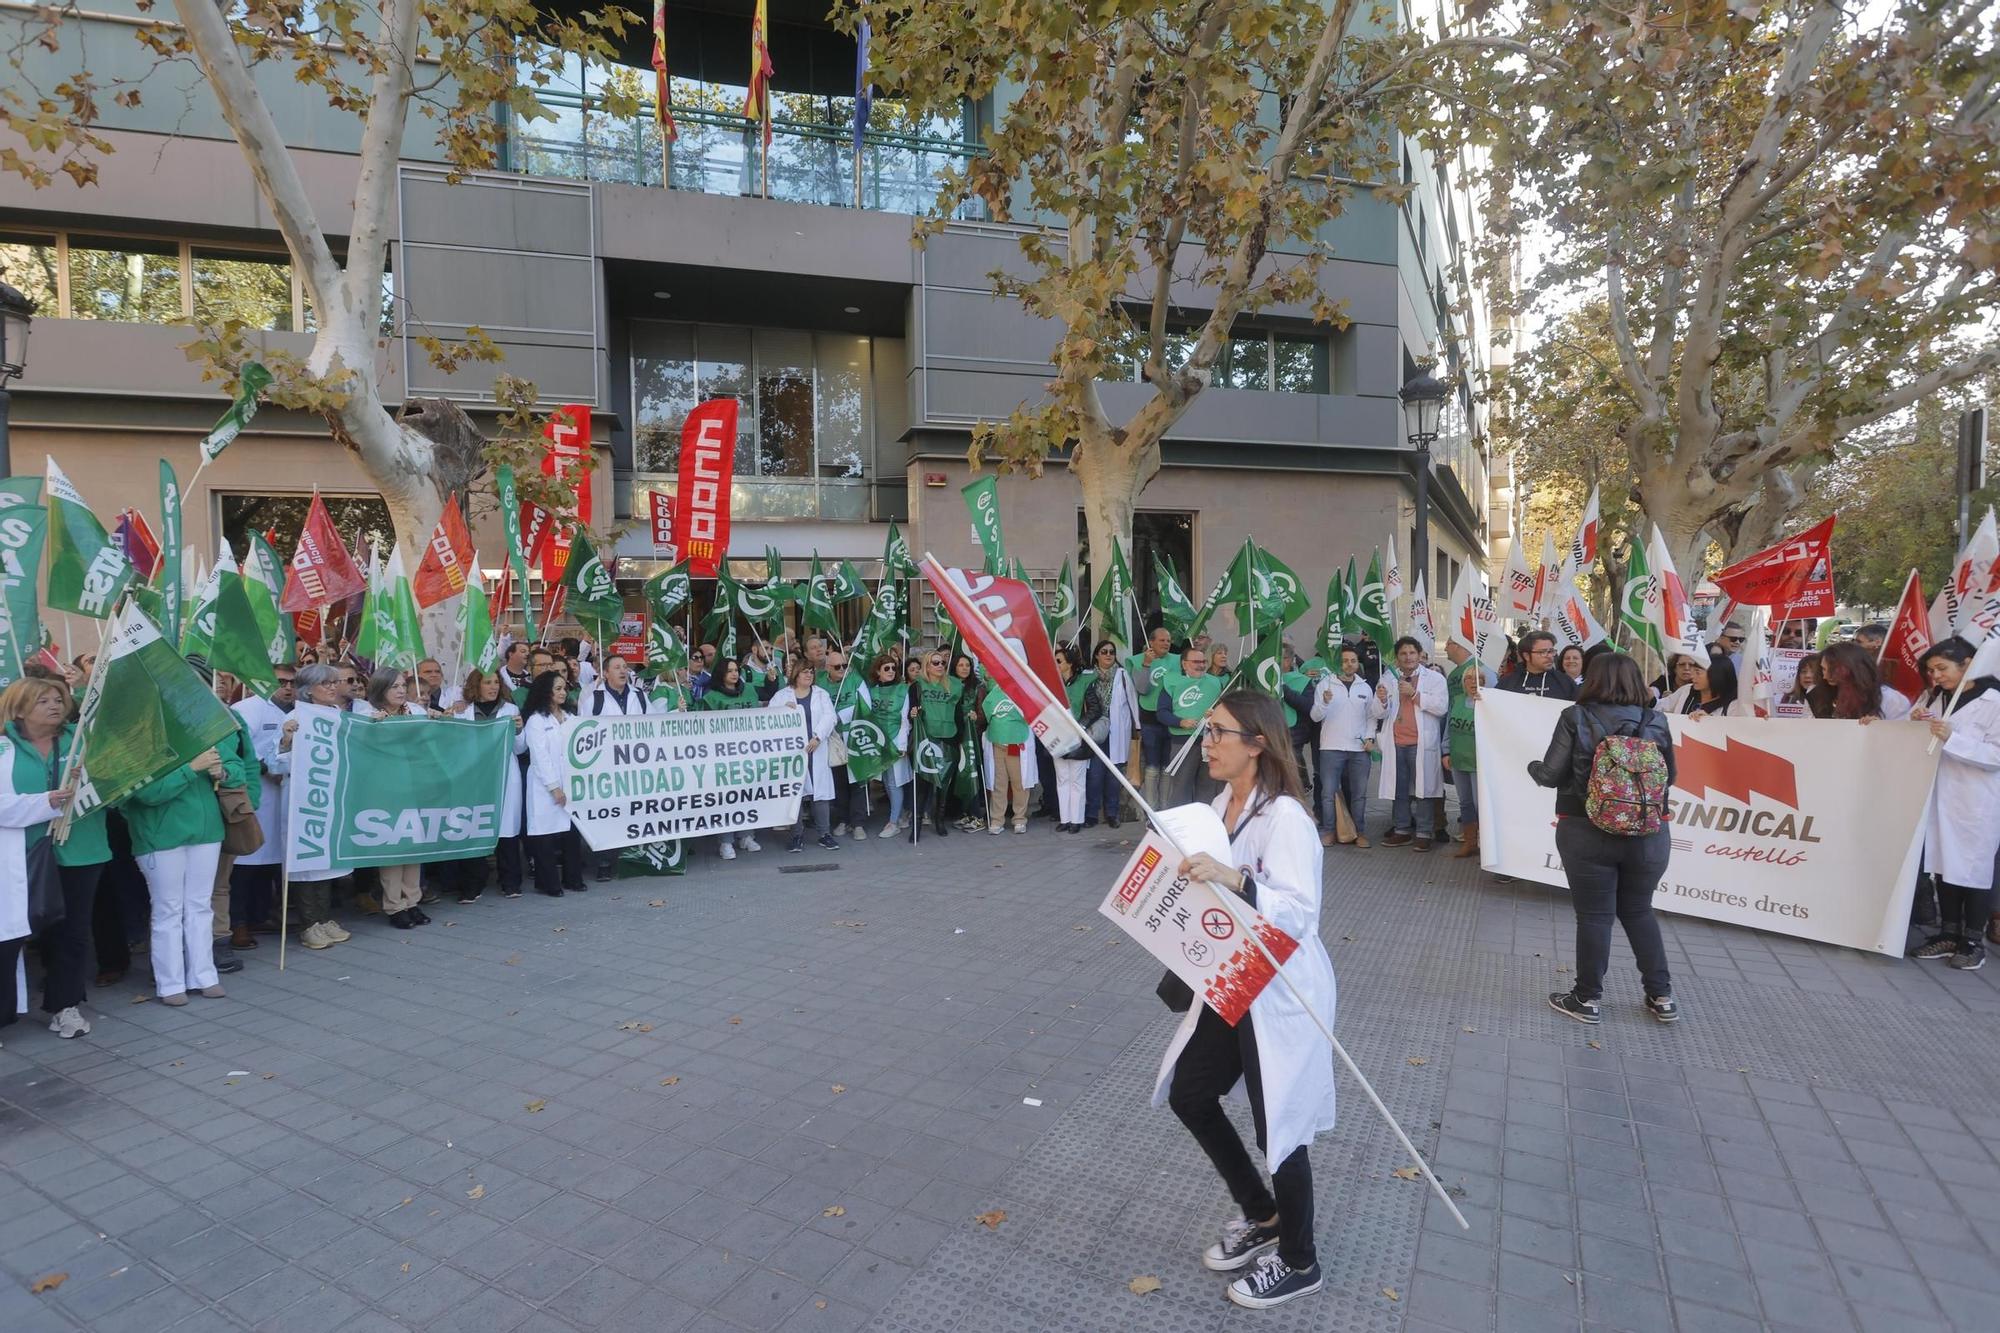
225, 667, 294, 951
1371, 636, 1447, 850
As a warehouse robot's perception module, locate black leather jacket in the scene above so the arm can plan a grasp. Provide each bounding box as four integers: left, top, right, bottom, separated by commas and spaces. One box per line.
1528, 702, 1676, 818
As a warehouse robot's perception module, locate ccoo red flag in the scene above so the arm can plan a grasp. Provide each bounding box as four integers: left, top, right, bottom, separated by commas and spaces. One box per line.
1711, 514, 1836, 617
281, 493, 366, 612
671, 399, 740, 577
922, 555, 1081, 756
1879, 568, 1930, 700
412, 494, 476, 608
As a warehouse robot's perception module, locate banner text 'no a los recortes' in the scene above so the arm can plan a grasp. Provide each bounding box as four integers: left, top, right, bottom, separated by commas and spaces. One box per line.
561, 707, 809, 850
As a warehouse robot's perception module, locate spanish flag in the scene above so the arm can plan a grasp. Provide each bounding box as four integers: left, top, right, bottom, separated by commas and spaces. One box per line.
651, 0, 677, 143
745, 0, 773, 151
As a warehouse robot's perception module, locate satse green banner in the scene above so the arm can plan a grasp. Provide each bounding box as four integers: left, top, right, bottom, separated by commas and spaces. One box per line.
285, 702, 512, 872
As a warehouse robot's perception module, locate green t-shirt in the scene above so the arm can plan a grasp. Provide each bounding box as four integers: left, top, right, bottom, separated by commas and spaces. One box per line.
982, 683, 1029, 746
1066, 674, 1091, 718
1445, 660, 1489, 771
915, 677, 961, 739
5, 723, 110, 867
1128, 652, 1174, 711
1163, 673, 1222, 728
697, 683, 762, 711
1279, 670, 1312, 728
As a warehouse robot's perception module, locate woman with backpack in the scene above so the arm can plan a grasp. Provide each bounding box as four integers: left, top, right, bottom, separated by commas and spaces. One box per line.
1527, 652, 1680, 1025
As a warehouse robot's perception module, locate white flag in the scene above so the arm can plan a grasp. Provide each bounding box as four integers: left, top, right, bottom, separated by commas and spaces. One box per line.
1408, 572, 1435, 655
1546, 570, 1609, 651
1501, 539, 1537, 615
1644, 526, 1708, 667
1534, 532, 1563, 622
1383, 542, 1404, 609
1446, 561, 1506, 669
1569, 486, 1600, 571
1945, 507, 1999, 638
1743, 607, 1774, 714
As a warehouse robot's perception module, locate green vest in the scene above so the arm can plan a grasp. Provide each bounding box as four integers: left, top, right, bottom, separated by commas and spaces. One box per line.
1280, 670, 1312, 728
698, 683, 762, 711
1066, 674, 1091, 718
1128, 652, 1173, 711
983, 683, 1029, 746
1165, 673, 1222, 726
915, 677, 961, 738
1446, 661, 1486, 771
5, 723, 110, 866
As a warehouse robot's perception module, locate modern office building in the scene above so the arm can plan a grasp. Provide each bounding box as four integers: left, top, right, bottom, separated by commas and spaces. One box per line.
1, 0, 1501, 648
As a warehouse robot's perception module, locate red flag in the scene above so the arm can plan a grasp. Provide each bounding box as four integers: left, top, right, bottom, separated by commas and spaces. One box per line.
671, 399, 740, 577
114, 509, 162, 580
294, 606, 322, 647
651, 0, 677, 142
745, 0, 774, 151
520, 502, 556, 569
1711, 515, 1836, 617
281, 493, 367, 612
542, 583, 568, 640
542, 405, 592, 527
649, 491, 676, 554
1880, 568, 1930, 700
542, 525, 573, 587
922, 555, 1081, 756
412, 494, 476, 608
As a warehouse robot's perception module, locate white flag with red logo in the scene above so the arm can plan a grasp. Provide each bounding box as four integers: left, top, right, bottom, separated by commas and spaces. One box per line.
1408, 572, 1436, 655
1446, 562, 1507, 669
922, 554, 1082, 756
1382, 541, 1404, 609
1879, 568, 1930, 700
1943, 507, 1999, 639
280, 492, 366, 613
1547, 572, 1609, 652
412, 493, 476, 608
1501, 539, 1537, 615
1533, 531, 1562, 621
1569, 486, 1600, 571
1645, 526, 1708, 667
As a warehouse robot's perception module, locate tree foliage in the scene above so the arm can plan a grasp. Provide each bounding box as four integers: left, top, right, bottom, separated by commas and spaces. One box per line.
1461, 0, 2000, 577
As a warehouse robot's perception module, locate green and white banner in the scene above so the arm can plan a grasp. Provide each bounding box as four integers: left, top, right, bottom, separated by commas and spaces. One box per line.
560, 707, 809, 850
200, 361, 272, 463
285, 702, 513, 872
45, 457, 134, 619
0, 483, 48, 688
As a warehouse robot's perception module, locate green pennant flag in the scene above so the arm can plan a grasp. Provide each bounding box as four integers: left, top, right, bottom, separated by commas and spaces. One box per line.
842, 681, 906, 784
495, 465, 536, 644
243, 531, 289, 665
962, 475, 1005, 574
199, 361, 273, 463
1190, 540, 1255, 639
1088, 535, 1134, 646
1154, 552, 1197, 639
67, 601, 241, 824
461, 567, 499, 676
181, 554, 224, 660
1044, 556, 1077, 637
0, 481, 48, 688
44, 457, 135, 619
385, 547, 425, 672
1620, 535, 1665, 654
952, 724, 981, 804
801, 554, 838, 634
1242, 626, 1286, 700
1343, 555, 1361, 625
209, 563, 278, 697
1251, 546, 1310, 628
1318, 569, 1347, 662
832, 560, 867, 603
701, 565, 741, 641
353, 544, 384, 664
765, 545, 786, 590
883, 522, 917, 579
156, 461, 182, 650
559, 529, 624, 638
855, 576, 905, 662
645, 558, 693, 626
647, 615, 688, 674
1356, 549, 1394, 662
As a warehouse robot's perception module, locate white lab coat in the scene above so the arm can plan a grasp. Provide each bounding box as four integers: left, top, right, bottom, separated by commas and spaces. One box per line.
1097, 668, 1135, 766
1879, 686, 1913, 721
1656, 685, 1757, 719
522, 711, 574, 836
1151, 791, 1339, 1173
769, 685, 837, 800
1921, 687, 2000, 888
232, 695, 292, 867
583, 682, 651, 717
0, 732, 54, 944
1310, 674, 1375, 751
1371, 666, 1448, 799
459, 700, 528, 838
982, 732, 1041, 790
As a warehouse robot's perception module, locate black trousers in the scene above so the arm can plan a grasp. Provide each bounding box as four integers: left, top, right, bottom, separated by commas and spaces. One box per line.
91, 821, 148, 977
528, 828, 586, 894
1936, 880, 1995, 945
1168, 1004, 1317, 1271
39, 861, 103, 1013
1556, 817, 1673, 1002
228, 863, 278, 929
0, 936, 22, 1028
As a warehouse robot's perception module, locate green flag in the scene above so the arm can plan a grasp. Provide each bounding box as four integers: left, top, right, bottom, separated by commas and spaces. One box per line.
156, 461, 182, 651
832, 560, 867, 603
0, 484, 48, 688
461, 569, 499, 676
1088, 535, 1134, 646
952, 725, 981, 804
181, 553, 224, 660
385, 547, 425, 672
1318, 569, 1346, 663
645, 558, 693, 625
1242, 627, 1286, 700
1251, 546, 1310, 627
353, 545, 384, 665
1620, 536, 1665, 654
647, 615, 688, 674
842, 681, 906, 784
962, 475, 1005, 574
702, 565, 741, 641
44, 457, 135, 619
883, 521, 916, 579
209, 563, 278, 697
801, 554, 838, 634
855, 576, 905, 661
1343, 556, 1361, 626
199, 361, 272, 463
494, 465, 536, 644
1045, 556, 1077, 637
244, 531, 289, 665
1154, 552, 1197, 639
1356, 549, 1394, 662
560, 528, 624, 638
1190, 540, 1255, 639
765, 545, 787, 590
68, 601, 240, 823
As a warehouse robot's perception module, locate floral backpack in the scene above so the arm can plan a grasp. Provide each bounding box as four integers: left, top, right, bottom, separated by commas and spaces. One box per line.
1580, 707, 1669, 836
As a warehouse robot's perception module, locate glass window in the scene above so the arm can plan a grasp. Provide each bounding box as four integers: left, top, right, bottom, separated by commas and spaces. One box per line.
192, 247, 294, 331
695, 324, 754, 473
0, 231, 59, 314
754, 328, 815, 478
1217, 335, 1270, 391
67, 235, 183, 323
813, 333, 871, 481
1272, 335, 1328, 394
632, 321, 697, 473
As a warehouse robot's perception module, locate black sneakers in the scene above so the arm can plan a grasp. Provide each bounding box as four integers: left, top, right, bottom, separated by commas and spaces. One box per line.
1201, 1216, 1280, 1273
1227, 1252, 1323, 1309
816, 834, 842, 851
1950, 942, 1986, 971
1645, 994, 1680, 1024
1549, 990, 1601, 1025
1911, 935, 1959, 960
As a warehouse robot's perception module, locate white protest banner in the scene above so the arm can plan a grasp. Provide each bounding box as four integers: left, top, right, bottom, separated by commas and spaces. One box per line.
561, 707, 809, 850
1767, 647, 1810, 717
1474, 692, 1935, 955
1099, 826, 1300, 1024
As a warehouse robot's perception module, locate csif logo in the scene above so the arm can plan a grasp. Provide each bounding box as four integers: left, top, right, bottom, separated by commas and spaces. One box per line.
1177, 683, 1204, 709
568, 719, 606, 769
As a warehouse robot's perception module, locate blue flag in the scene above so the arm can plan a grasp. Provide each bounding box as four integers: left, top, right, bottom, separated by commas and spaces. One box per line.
853, 20, 873, 155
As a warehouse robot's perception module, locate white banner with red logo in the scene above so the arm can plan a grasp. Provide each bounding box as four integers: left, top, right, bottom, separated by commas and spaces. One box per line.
1099, 826, 1299, 1025
1474, 692, 1937, 956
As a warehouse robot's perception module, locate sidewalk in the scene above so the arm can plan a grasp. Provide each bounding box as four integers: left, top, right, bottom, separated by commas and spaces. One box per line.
2, 813, 1994, 1332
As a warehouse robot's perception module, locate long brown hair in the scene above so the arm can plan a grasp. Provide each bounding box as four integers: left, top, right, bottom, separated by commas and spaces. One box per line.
1214, 690, 1307, 805
1577, 652, 1649, 706
1814, 642, 1884, 719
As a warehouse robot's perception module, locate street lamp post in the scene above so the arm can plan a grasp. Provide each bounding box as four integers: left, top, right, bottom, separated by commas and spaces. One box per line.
1398, 368, 1450, 606
0, 277, 35, 480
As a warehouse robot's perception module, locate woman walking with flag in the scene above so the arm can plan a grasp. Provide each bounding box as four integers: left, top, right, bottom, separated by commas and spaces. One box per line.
1160, 689, 1337, 1310
861, 653, 910, 838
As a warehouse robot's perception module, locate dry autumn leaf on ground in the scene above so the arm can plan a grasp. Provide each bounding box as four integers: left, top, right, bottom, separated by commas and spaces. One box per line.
1407, 1056, 1428, 1066
466, 1184, 485, 1199
524, 1099, 546, 1113
822, 1204, 845, 1217
1127, 1275, 1161, 1295
1391, 1166, 1421, 1180
974, 1209, 1006, 1229
30, 1273, 66, 1294
660, 1075, 680, 1086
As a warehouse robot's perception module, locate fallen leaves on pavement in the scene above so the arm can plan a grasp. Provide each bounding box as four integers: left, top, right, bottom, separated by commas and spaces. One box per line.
30, 1273, 66, 1294
974, 1209, 1006, 1229
1407, 1056, 1428, 1066
524, 1099, 546, 1113
830, 1084, 846, 1094
660, 1075, 680, 1086
822, 1205, 845, 1217
1382, 1286, 1400, 1302
1127, 1275, 1161, 1295
1391, 1166, 1421, 1181
466, 1185, 485, 1199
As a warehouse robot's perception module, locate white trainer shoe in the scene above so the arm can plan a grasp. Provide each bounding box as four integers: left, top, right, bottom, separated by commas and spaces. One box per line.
719, 841, 737, 860
48, 1007, 91, 1039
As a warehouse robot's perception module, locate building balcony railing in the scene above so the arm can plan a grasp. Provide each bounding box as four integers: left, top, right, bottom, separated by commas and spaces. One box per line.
507, 104, 984, 218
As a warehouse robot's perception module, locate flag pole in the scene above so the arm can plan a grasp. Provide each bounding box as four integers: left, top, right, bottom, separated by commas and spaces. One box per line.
278, 862, 290, 971
920, 553, 1469, 1232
